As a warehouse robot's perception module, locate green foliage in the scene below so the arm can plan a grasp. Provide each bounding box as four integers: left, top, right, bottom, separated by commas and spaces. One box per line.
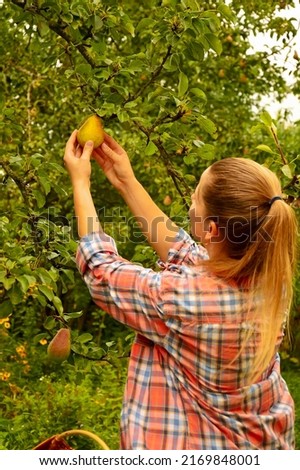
0, 330, 129, 449
0, 369, 125, 450
0, 0, 299, 449
281, 359, 300, 449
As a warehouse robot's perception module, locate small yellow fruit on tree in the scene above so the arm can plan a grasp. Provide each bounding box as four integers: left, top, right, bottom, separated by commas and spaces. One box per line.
77, 114, 104, 149
225, 34, 233, 43
239, 59, 247, 69
163, 195, 172, 206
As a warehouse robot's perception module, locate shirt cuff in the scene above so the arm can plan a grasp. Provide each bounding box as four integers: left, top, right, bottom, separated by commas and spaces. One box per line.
76, 231, 118, 275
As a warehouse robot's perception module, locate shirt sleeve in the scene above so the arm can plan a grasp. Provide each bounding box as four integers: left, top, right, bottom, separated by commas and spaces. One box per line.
76, 231, 169, 343
157, 227, 209, 271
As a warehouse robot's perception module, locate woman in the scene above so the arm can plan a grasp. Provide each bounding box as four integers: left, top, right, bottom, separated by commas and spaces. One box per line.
64, 130, 297, 450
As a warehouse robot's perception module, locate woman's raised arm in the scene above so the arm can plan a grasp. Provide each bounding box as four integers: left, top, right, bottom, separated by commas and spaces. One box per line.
93, 134, 179, 262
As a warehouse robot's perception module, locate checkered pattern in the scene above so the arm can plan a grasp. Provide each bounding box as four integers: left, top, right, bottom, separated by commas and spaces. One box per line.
76, 228, 295, 450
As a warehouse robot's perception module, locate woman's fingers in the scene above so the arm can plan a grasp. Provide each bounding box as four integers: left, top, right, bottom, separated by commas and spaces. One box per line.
92, 146, 106, 160
75, 144, 82, 159
92, 151, 104, 165
64, 130, 78, 156
102, 133, 125, 155
94, 142, 121, 163
93, 147, 111, 167
80, 140, 94, 161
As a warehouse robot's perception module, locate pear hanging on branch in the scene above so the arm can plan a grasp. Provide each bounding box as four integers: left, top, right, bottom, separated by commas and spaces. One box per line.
47, 328, 71, 363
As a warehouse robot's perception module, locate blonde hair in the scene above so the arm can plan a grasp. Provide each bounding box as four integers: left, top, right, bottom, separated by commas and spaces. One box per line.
199, 157, 298, 383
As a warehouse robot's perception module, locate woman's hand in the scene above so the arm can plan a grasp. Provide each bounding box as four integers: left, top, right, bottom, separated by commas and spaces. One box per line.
92, 133, 136, 192
63, 130, 94, 187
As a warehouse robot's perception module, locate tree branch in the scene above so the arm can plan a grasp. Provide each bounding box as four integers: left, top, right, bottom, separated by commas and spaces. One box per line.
133, 120, 191, 209
0, 160, 44, 257
11, 0, 99, 69
124, 45, 172, 104
270, 126, 288, 165
150, 108, 186, 132
73, 351, 130, 363
47, 21, 99, 69
0, 160, 30, 207
283, 174, 299, 190
153, 138, 191, 209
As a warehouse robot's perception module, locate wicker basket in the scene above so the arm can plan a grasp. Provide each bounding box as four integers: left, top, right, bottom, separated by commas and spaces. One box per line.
33, 429, 110, 450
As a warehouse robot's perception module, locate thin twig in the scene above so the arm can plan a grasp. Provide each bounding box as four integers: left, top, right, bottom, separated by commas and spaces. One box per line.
0, 161, 30, 207
283, 174, 298, 190
133, 120, 191, 207
150, 109, 186, 132
270, 126, 288, 165
73, 351, 130, 362
124, 45, 172, 104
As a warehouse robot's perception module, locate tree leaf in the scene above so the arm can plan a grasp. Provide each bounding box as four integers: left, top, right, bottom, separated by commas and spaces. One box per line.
36, 268, 54, 285
0, 300, 12, 317
16, 275, 29, 293
187, 42, 205, 61
190, 88, 207, 102
32, 189, 46, 209
218, 3, 236, 22
136, 18, 153, 33
182, 0, 200, 10
43, 316, 56, 330
205, 34, 223, 55
197, 115, 217, 136
145, 141, 158, 156
75, 63, 93, 76
281, 164, 293, 179
47, 252, 60, 260
37, 294, 47, 307
38, 285, 54, 301
39, 176, 51, 196
178, 71, 189, 97
256, 144, 275, 154
36, 20, 49, 37
198, 143, 216, 160
24, 274, 36, 286
61, 269, 75, 283
121, 15, 135, 36
77, 333, 93, 343
0, 270, 7, 283
63, 311, 83, 320
251, 123, 265, 134
3, 277, 15, 290
53, 296, 63, 315
183, 154, 197, 165
260, 111, 273, 127
117, 110, 129, 123
8, 283, 23, 305
94, 15, 103, 32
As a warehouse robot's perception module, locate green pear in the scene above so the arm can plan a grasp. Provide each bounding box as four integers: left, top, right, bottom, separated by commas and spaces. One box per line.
47, 328, 71, 363
77, 114, 104, 149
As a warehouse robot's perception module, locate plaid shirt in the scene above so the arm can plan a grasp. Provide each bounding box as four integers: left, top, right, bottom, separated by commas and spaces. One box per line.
76, 228, 295, 450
